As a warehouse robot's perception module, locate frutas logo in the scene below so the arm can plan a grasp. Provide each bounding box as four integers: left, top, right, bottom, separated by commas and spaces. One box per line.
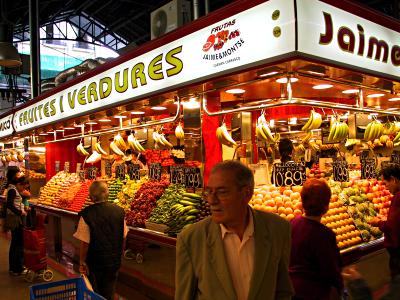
202, 19, 244, 63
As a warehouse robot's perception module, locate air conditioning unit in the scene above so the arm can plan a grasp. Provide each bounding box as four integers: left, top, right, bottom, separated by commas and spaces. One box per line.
150, 0, 191, 40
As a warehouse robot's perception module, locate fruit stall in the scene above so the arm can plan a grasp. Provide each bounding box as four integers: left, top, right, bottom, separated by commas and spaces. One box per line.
1, 0, 400, 297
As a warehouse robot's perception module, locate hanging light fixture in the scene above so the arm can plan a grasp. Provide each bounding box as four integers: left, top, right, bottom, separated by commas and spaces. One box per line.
0, 24, 21, 67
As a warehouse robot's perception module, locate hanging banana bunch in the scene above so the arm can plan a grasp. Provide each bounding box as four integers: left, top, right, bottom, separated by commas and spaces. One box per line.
383, 122, 399, 135
364, 120, 384, 141
216, 123, 237, 147
94, 141, 108, 156
302, 110, 323, 131
175, 123, 185, 140
128, 133, 146, 152
86, 151, 102, 164
76, 142, 89, 156
256, 114, 280, 144
110, 141, 125, 156
114, 133, 127, 151
328, 116, 349, 142
153, 131, 173, 149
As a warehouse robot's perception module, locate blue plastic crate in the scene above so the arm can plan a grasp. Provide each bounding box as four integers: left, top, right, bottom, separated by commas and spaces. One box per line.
30, 277, 106, 300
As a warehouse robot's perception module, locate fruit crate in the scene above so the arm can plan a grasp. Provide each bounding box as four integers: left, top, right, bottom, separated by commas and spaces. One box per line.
145, 221, 169, 233
29, 277, 105, 300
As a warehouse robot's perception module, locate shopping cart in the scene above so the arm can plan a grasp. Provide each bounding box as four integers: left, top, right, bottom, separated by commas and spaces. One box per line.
30, 277, 106, 300
23, 228, 54, 282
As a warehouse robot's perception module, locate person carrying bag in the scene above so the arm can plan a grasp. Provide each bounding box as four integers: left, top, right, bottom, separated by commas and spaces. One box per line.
5, 169, 27, 276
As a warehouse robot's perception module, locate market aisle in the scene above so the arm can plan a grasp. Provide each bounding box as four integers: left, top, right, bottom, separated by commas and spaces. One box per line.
0, 232, 67, 299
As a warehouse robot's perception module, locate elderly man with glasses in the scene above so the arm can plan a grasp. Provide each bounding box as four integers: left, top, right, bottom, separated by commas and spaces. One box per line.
175, 160, 293, 300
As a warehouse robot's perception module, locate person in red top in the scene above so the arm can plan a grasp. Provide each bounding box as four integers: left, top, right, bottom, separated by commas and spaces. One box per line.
290, 178, 343, 300
371, 165, 400, 278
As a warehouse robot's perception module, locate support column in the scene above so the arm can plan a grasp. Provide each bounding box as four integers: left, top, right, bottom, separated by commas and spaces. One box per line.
29, 0, 41, 97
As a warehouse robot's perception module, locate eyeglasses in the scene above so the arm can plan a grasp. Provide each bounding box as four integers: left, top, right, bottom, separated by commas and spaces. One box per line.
203, 188, 231, 199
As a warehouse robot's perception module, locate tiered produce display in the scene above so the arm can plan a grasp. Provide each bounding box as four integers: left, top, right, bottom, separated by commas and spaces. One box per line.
125, 178, 170, 227
38, 172, 72, 206
250, 177, 391, 251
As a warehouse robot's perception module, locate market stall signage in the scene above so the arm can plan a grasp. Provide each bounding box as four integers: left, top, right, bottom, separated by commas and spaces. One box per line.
361, 158, 377, 179
170, 165, 185, 184
105, 160, 112, 177
149, 163, 162, 180
273, 162, 306, 187
87, 166, 97, 180
332, 159, 349, 182
297, 0, 400, 80
128, 164, 140, 180
115, 164, 125, 180
184, 167, 202, 188
54, 160, 60, 173
391, 151, 400, 164
13, 0, 295, 133
0, 115, 14, 138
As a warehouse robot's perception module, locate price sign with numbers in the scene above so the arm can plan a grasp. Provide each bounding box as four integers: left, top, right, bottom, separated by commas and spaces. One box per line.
115, 164, 125, 180
170, 165, 185, 184
273, 162, 306, 187
78, 170, 85, 182
149, 163, 162, 180
184, 167, 203, 188
128, 164, 140, 180
87, 167, 97, 179
64, 162, 70, 173
391, 151, 400, 164
361, 158, 377, 179
105, 160, 112, 177
332, 159, 349, 182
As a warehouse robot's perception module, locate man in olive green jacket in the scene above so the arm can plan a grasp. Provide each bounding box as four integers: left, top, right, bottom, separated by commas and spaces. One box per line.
175, 161, 293, 300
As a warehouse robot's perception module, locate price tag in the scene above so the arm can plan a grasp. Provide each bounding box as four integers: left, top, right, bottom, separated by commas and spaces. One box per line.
170, 165, 185, 184
55, 161, 60, 172
361, 150, 370, 161
184, 167, 202, 188
361, 158, 377, 179
105, 160, 112, 177
273, 161, 306, 187
115, 164, 125, 180
76, 163, 82, 173
391, 151, 400, 164
128, 164, 140, 180
87, 166, 97, 180
332, 159, 349, 182
149, 163, 162, 180
78, 170, 85, 182
64, 162, 70, 173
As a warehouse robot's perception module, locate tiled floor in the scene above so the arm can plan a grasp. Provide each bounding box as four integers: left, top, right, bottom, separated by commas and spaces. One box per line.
0, 231, 68, 299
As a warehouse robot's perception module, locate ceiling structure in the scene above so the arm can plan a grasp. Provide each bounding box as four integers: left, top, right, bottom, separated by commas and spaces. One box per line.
3, 0, 233, 51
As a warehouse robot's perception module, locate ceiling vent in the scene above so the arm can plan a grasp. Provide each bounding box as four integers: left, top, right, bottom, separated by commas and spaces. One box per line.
150, 0, 191, 40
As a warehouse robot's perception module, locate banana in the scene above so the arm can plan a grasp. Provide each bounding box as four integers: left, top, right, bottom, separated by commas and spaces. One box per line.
110, 141, 125, 156
114, 133, 127, 151
159, 134, 173, 148
393, 130, 400, 143
328, 121, 338, 142
175, 123, 185, 140
274, 133, 280, 143
256, 125, 268, 141
216, 123, 237, 147
86, 151, 102, 164
261, 122, 275, 142
311, 111, 322, 129
94, 142, 108, 155
302, 110, 314, 131
77, 143, 89, 156
302, 131, 312, 144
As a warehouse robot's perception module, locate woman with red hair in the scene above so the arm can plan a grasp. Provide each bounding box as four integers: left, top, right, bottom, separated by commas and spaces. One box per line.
289, 178, 343, 300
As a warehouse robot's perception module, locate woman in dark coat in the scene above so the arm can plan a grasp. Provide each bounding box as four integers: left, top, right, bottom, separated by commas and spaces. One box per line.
289, 178, 343, 300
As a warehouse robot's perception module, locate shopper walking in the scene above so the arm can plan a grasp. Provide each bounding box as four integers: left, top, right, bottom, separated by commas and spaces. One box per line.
73, 180, 128, 300
289, 178, 343, 300
5, 168, 27, 276
371, 165, 400, 278
175, 160, 293, 300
